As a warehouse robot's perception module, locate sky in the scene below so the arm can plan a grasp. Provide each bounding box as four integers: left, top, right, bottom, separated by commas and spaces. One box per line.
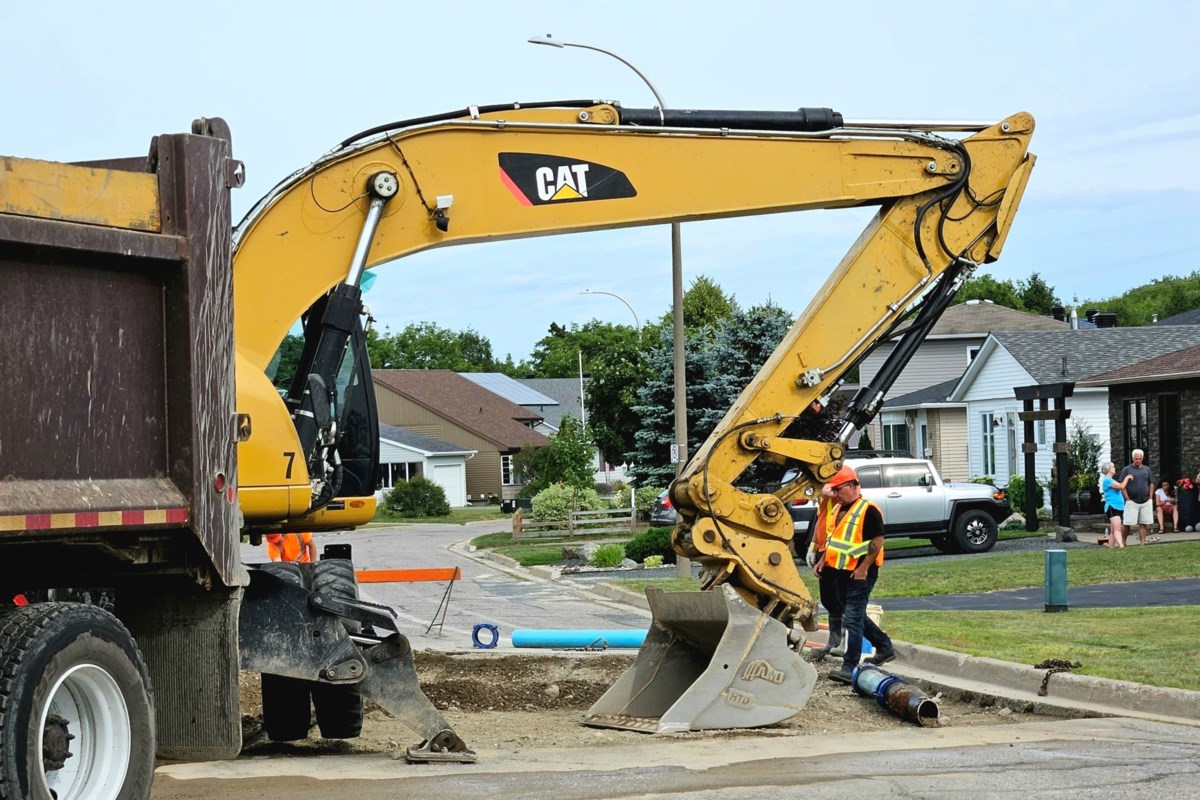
5, 1, 1198, 362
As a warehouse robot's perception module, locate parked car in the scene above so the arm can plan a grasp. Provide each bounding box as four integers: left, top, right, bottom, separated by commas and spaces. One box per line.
650, 489, 677, 527
845, 457, 1009, 553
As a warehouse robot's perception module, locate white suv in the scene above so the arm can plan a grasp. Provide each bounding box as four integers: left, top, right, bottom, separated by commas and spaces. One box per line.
845, 457, 1010, 553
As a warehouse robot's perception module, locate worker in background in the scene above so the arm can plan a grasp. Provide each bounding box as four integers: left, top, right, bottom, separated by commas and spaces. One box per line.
805, 482, 843, 661
265, 532, 317, 563
812, 465, 895, 684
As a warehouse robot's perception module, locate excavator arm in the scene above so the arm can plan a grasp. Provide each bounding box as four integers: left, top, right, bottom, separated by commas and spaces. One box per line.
234, 101, 1034, 553
234, 99, 1034, 734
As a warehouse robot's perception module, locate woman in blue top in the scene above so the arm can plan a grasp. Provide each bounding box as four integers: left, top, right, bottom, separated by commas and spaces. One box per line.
1100, 462, 1132, 548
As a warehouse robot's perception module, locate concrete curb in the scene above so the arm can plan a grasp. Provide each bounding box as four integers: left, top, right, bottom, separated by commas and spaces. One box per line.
888, 642, 1200, 727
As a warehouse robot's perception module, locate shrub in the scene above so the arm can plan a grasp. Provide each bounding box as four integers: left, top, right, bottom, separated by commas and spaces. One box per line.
634, 486, 665, 521
624, 526, 676, 564
1006, 474, 1045, 513
642, 554, 664, 568
530, 483, 604, 521
856, 430, 873, 450
383, 476, 450, 517
591, 543, 625, 568
968, 475, 996, 486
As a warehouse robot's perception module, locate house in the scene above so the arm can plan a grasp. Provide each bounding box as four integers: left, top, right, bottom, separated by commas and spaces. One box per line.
376, 424, 476, 507
459, 373, 562, 436
860, 300, 1068, 478
947, 326, 1200, 484
1077, 342, 1200, 482
373, 370, 549, 503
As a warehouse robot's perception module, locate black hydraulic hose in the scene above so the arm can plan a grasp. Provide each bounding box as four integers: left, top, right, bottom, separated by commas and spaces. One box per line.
338, 100, 600, 148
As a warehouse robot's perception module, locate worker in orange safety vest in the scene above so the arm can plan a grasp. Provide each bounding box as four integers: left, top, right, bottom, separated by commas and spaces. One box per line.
265, 532, 317, 563
810, 464, 895, 684
805, 482, 844, 661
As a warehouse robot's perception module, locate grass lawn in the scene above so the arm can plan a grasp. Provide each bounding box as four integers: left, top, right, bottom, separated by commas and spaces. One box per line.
887, 607, 1200, 691
372, 506, 508, 525
621, 541, 1200, 691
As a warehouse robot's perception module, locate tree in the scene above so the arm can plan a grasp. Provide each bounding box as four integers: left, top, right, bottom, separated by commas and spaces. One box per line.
525, 320, 640, 378
267, 333, 305, 390
512, 415, 594, 497
953, 273, 1024, 310
1017, 272, 1061, 316
628, 301, 793, 485
646, 274, 738, 344
1078, 270, 1200, 327
586, 343, 651, 469
367, 322, 500, 372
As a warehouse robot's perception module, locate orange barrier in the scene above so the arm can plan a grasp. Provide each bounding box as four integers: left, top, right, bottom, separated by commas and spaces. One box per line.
356, 567, 461, 583
354, 567, 462, 635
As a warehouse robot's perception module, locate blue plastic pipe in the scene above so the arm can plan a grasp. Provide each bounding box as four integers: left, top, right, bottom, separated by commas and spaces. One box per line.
511, 628, 647, 650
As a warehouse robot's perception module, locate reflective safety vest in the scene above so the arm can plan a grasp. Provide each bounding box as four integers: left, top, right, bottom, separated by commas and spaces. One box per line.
823, 497, 884, 571
265, 532, 313, 563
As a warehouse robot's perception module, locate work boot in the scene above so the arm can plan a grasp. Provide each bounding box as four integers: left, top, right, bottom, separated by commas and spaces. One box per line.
828, 664, 855, 684
864, 648, 896, 667
807, 628, 843, 662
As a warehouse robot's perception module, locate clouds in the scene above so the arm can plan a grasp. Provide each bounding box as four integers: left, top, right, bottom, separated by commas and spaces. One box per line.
4, 0, 1198, 358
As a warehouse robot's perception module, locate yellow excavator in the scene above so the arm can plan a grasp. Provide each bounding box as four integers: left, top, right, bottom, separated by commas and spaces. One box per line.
233, 100, 1034, 734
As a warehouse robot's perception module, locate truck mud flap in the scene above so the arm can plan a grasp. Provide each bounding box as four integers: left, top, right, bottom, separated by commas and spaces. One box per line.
583, 585, 816, 733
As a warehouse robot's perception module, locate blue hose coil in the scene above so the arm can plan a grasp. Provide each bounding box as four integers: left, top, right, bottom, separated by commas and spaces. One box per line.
471, 622, 500, 649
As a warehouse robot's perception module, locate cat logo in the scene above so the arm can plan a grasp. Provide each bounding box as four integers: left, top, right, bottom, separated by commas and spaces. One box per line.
499, 153, 637, 206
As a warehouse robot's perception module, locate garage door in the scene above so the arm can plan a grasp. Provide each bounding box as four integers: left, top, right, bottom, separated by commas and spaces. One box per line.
432, 463, 467, 507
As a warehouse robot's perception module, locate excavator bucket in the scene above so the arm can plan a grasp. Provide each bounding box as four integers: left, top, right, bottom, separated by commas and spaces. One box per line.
583, 585, 817, 733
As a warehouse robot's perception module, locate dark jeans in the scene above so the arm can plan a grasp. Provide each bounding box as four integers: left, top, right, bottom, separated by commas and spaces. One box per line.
831, 564, 893, 668
818, 568, 842, 634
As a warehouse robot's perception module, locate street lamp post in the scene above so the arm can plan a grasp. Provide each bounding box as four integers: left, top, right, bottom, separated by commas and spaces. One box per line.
581, 289, 640, 330
531, 35, 690, 578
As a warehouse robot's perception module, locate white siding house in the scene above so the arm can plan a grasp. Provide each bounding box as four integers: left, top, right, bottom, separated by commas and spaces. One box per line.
949, 326, 1200, 485
377, 424, 476, 507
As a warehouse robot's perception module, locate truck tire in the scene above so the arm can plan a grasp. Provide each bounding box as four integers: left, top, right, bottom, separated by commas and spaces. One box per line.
259, 674, 312, 742
0, 603, 155, 800
309, 559, 364, 738
953, 510, 998, 553
929, 536, 960, 553
256, 562, 314, 741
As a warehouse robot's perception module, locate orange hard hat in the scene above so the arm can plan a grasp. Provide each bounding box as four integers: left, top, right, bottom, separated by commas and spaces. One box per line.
827, 464, 859, 488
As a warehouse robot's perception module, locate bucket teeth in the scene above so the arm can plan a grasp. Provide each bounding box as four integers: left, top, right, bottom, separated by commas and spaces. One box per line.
584, 585, 816, 733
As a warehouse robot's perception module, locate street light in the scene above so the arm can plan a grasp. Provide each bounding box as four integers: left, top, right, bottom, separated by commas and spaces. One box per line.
581, 289, 640, 330
530, 35, 690, 578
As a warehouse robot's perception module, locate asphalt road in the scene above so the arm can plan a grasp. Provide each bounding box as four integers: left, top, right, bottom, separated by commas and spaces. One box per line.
153, 716, 1200, 799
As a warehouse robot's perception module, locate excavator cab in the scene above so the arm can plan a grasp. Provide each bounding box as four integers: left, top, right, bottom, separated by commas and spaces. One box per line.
274, 295, 381, 530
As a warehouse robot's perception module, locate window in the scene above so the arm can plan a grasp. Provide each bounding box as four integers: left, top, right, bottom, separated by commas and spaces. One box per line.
966, 345, 981, 364
855, 465, 882, 489
882, 422, 909, 454
1036, 419, 1046, 445
502, 454, 519, 486
1123, 399, 1147, 464
884, 464, 929, 488
980, 412, 997, 475
380, 462, 422, 489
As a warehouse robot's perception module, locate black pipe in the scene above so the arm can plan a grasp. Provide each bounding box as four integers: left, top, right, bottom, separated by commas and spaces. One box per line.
619, 107, 843, 131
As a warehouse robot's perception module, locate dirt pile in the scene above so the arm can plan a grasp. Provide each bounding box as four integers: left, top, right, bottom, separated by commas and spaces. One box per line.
238, 649, 1035, 756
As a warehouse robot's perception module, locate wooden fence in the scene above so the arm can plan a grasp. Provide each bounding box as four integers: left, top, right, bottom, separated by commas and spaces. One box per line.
512, 507, 637, 540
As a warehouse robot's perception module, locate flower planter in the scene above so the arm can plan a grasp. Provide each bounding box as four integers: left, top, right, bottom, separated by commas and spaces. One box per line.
1178, 487, 1198, 531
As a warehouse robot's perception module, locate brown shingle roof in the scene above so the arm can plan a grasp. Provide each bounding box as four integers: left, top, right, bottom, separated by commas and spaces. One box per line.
374, 369, 549, 449
895, 300, 1070, 338
1078, 343, 1200, 385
